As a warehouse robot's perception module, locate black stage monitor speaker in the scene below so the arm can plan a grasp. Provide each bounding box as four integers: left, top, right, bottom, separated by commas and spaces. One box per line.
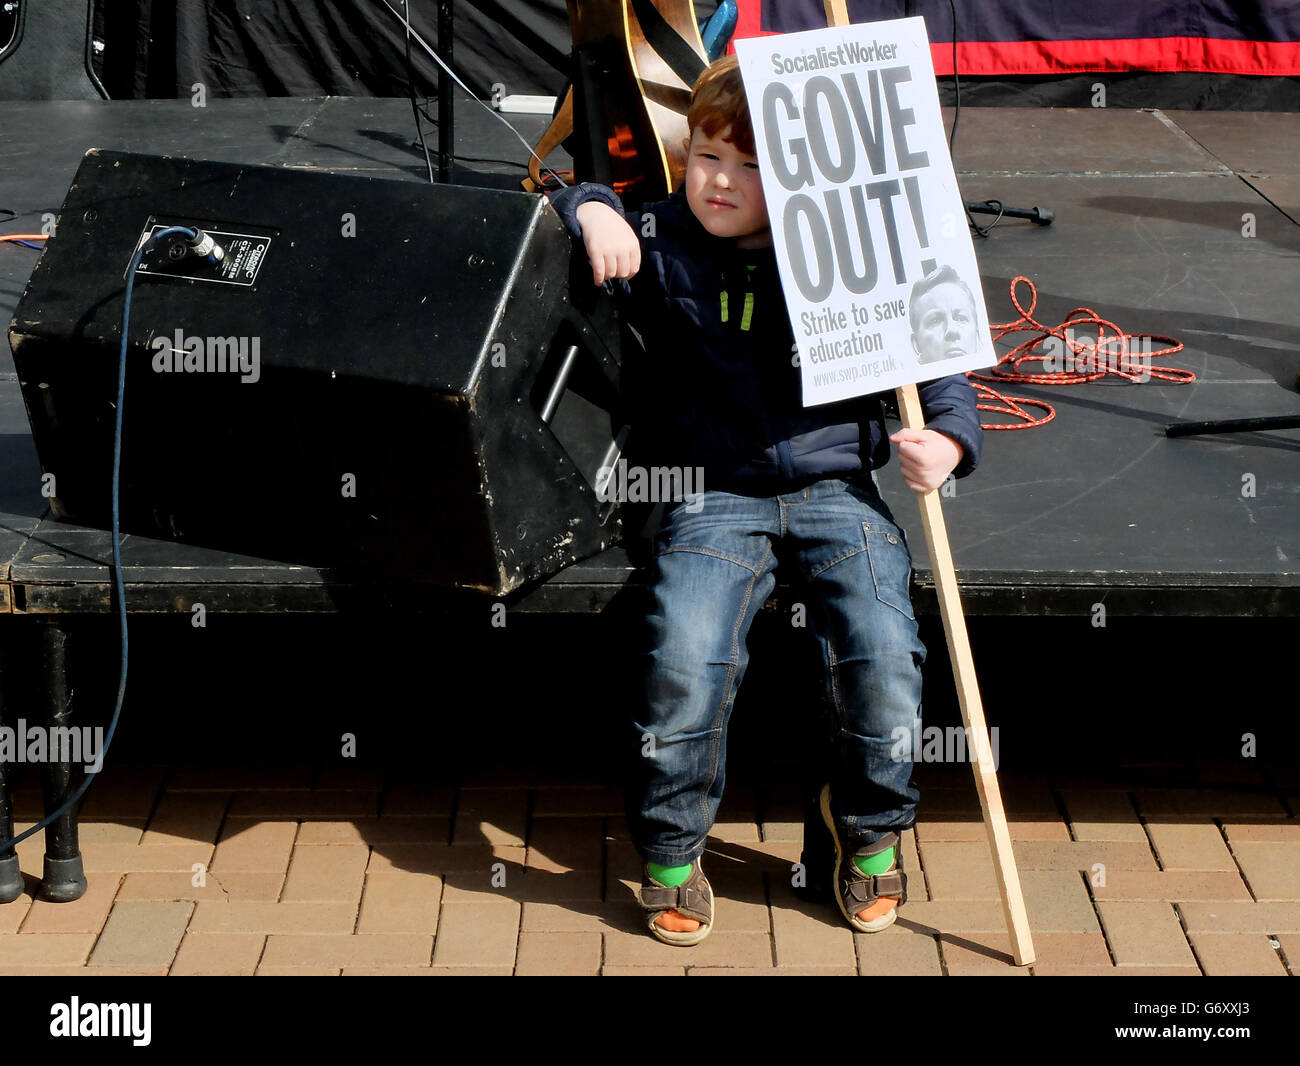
9, 149, 628, 594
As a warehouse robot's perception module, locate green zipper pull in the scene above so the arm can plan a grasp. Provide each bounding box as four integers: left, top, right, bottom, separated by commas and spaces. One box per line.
740, 264, 756, 331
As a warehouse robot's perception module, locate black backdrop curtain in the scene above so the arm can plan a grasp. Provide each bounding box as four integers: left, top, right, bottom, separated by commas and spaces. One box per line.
92, 0, 592, 100
89, 0, 1293, 109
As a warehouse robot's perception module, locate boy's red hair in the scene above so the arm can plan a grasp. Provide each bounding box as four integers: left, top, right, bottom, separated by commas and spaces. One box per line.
686, 54, 755, 156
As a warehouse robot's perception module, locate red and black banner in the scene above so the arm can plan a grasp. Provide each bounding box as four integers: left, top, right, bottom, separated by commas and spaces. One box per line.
732, 0, 1300, 76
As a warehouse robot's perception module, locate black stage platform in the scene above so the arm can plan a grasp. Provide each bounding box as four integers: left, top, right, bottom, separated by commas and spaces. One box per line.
2, 99, 1298, 618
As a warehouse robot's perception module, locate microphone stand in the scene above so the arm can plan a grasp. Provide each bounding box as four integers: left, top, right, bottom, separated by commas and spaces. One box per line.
438, 0, 453, 184
378, 0, 455, 183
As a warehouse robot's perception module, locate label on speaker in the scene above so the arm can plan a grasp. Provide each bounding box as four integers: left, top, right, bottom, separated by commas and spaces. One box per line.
133, 219, 276, 288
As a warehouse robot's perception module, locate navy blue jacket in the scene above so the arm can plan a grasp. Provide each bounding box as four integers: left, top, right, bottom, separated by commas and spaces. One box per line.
548, 182, 983, 492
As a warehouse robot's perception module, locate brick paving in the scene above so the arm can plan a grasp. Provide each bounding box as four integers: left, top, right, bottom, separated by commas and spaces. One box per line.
0, 763, 1295, 975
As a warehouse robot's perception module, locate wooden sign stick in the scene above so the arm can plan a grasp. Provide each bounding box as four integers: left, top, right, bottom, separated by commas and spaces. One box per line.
823, 0, 1036, 966
896, 386, 1035, 965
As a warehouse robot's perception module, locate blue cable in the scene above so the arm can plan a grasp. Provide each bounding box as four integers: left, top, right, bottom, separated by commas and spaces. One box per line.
0, 225, 197, 855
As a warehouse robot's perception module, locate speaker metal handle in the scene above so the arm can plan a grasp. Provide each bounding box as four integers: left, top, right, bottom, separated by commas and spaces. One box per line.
592, 424, 630, 504
539, 343, 580, 425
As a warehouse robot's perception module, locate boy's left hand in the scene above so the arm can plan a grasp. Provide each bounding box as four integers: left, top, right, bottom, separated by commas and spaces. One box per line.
890, 428, 963, 493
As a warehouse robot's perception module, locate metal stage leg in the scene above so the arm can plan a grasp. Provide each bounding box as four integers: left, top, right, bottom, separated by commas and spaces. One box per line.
0, 635, 23, 903
38, 619, 86, 902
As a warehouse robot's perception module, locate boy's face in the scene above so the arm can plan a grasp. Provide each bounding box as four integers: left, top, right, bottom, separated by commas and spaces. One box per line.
682, 126, 771, 248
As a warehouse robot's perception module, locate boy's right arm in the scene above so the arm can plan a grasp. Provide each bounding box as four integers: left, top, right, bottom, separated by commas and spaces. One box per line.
547, 183, 643, 287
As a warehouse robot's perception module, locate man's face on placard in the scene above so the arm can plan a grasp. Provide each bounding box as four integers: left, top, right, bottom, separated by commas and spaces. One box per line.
911, 281, 978, 365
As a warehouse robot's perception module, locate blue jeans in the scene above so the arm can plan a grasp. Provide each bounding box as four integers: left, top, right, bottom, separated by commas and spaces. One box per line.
629, 476, 926, 867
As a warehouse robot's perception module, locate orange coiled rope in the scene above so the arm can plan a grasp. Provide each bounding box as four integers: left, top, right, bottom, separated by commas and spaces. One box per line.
966, 275, 1195, 431
967, 381, 1056, 431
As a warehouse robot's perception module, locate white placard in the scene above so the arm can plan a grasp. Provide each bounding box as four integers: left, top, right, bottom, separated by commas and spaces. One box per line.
735, 18, 994, 406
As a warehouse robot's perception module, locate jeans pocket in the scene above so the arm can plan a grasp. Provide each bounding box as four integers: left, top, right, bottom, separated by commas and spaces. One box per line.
861, 519, 915, 619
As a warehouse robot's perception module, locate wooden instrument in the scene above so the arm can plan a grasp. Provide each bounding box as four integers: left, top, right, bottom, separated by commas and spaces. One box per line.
525, 0, 708, 207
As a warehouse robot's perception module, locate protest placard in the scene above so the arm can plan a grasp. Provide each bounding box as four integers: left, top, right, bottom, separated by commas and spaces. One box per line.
735, 17, 994, 407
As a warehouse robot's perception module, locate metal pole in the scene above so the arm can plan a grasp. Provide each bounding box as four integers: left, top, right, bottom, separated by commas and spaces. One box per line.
438, 0, 454, 183
0, 632, 22, 903
38, 619, 86, 902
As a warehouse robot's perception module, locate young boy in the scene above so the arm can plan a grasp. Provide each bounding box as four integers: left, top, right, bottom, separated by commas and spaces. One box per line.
548, 55, 982, 945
